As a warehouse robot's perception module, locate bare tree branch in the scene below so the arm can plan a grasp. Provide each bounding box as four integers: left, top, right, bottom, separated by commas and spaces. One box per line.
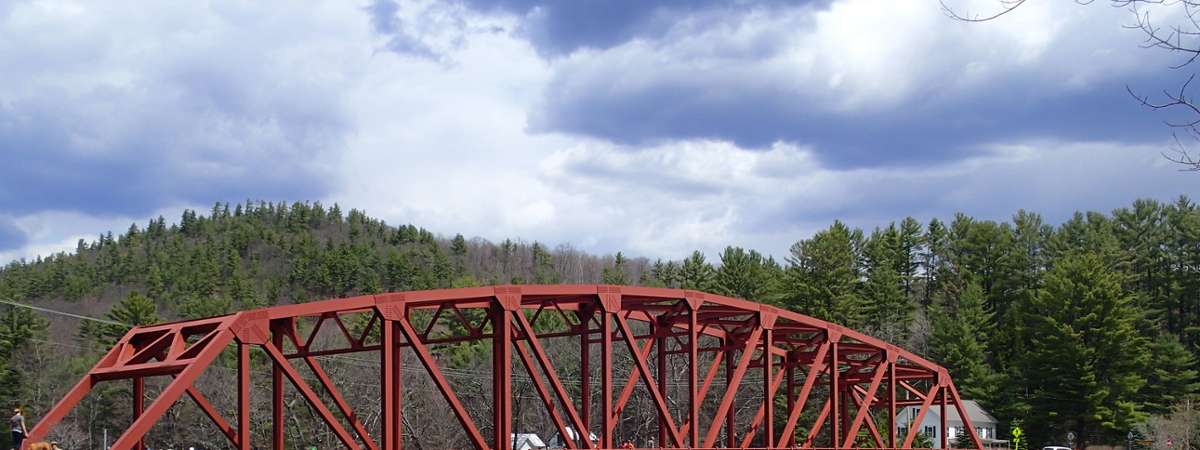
945, 0, 1200, 171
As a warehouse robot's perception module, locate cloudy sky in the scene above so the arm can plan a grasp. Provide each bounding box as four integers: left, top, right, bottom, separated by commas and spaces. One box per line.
0, 0, 1196, 262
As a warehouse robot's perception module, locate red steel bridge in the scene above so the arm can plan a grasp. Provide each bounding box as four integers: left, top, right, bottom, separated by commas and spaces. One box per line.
25, 285, 984, 450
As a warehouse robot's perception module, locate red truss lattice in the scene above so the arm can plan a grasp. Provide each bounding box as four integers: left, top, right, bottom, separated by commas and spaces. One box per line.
25, 285, 984, 450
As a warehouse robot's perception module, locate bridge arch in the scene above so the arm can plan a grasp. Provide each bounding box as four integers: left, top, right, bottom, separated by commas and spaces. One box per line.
27, 285, 984, 450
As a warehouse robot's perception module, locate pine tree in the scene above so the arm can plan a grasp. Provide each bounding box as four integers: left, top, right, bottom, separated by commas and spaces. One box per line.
679, 251, 716, 291
97, 292, 159, 346
922, 218, 949, 308
777, 221, 864, 327
862, 231, 912, 343
531, 242, 558, 284
602, 252, 629, 285
715, 246, 777, 302
929, 281, 998, 404
1139, 334, 1199, 415
1020, 252, 1148, 449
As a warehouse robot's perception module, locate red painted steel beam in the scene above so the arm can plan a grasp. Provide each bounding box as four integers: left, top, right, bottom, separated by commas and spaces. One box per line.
492, 305, 512, 450
27, 285, 985, 450
702, 325, 763, 448
184, 383, 238, 446
514, 340, 579, 450
512, 310, 596, 449
109, 327, 236, 450
614, 314, 685, 448
777, 340, 831, 447
262, 339, 363, 450
949, 378, 985, 450
300, 355, 381, 450
842, 358, 889, 448
397, 315, 490, 450
238, 344, 251, 450
902, 382, 941, 448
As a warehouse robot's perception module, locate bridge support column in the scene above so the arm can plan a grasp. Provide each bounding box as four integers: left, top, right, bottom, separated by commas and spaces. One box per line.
133, 377, 144, 450
763, 328, 775, 448
579, 307, 591, 436
272, 322, 286, 450
724, 343, 735, 448
655, 323, 667, 447
688, 305, 699, 448
238, 343, 251, 450
382, 319, 402, 450
493, 303, 513, 450
831, 339, 840, 449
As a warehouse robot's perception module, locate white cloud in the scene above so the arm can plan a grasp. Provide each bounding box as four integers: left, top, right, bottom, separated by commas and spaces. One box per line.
0, 0, 1195, 268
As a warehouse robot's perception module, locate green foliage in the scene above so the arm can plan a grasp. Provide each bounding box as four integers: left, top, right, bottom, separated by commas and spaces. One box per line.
0, 198, 1198, 448
777, 221, 865, 327
679, 251, 717, 291
96, 292, 159, 346
930, 281, 998, 403
1020, 252, 1148, 448
715, 246, 780, 302
602, 252, 629, 285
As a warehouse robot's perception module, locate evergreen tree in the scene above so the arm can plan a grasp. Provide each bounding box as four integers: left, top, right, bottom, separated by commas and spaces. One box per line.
601, 252, 629, 285
777, 221, 864, 327
715, 246, 776, 302
929, 281, 998, 404
97, 292, 159, 346
862, 231, 912, 343
530, 242, 558, 284
679, 251, 717, 291
1020, 252, 1148, 449
922, 218, 949, 308
1139, 334, 1199, 415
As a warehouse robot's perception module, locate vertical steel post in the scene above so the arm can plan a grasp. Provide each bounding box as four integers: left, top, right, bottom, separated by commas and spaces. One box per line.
940, 386, 948, 450
656, 322, 668, 447
889, 360, 897, 449
763, 328, 775, 448
580, 309, 591, 436
393, 321, 403, 450
786, 356, 795, 448
601, 310, 613, 449
831, 340, 840, 449
239, 344, 251, 450
382, 319, 397, 450
688, 307, 700, 448
494, 304, 513, 450
272, 323, 285, 450
725, 343, 735, 448
133, 377, 144, 450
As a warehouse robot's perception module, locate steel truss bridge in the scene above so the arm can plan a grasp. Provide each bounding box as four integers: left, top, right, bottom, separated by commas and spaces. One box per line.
26, 285, 984, 450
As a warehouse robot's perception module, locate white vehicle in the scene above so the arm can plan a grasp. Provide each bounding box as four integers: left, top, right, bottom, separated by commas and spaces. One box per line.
1042, 446, 1072, 450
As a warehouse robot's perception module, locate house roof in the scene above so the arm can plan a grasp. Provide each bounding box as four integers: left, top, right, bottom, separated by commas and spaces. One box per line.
512, 433, 545, 449
898, 400, 998, 425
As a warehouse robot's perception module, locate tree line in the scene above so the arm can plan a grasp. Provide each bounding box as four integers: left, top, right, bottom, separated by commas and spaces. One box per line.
0, 198, 1197, 449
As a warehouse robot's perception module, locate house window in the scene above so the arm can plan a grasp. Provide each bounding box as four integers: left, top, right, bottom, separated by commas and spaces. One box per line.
925, 426, 937, 438
948, 427, 957, 439
976, 427, 988, 439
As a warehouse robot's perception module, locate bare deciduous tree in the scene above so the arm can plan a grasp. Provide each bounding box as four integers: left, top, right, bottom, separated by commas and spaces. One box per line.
943, 0, 1200, 171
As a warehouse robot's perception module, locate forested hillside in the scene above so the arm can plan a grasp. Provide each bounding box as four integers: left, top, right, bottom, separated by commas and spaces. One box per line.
0, 199, 1198, 449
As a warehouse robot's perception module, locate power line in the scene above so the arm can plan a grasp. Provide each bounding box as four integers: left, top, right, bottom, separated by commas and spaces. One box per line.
0, 298, 128, 326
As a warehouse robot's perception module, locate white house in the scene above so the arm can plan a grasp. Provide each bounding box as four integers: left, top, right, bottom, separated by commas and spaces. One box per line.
896, 400, 1004, 448
511, 433, 546, 450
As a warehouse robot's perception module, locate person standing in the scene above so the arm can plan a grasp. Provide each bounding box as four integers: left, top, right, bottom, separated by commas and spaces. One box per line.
10, 407, 26, 450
